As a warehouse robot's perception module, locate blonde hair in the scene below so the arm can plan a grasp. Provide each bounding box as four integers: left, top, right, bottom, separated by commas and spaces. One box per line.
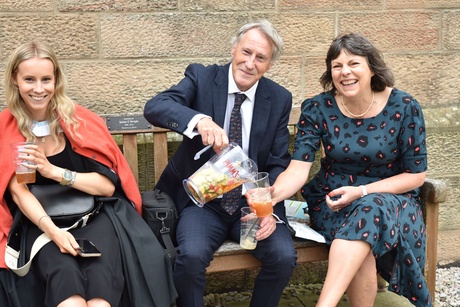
4, 41, 80, 142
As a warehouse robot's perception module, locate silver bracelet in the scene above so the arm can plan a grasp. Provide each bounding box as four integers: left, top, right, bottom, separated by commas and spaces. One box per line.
359, 185, 368, 197
38, 215, 50, 231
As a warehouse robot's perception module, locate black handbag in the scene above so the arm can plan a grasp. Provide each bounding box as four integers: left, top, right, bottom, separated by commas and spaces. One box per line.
142, 189, 178, 264
29, 184, 101, 228
6, 185, 102, 276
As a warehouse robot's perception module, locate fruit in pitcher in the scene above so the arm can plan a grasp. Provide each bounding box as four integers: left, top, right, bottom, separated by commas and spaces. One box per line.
189, 166, 244, 203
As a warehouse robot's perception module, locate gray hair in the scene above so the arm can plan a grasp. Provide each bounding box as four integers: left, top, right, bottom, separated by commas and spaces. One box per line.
230, 19, 284, 62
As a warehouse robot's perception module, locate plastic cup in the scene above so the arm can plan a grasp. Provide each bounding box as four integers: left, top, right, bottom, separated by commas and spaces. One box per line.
240, 207, 260, 250
183, 143, 258, 207
245, 172, 273, 217
10, 142, 37, 184
244, 172, 270, 190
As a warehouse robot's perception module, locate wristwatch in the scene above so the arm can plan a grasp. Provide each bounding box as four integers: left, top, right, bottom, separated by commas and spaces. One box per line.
60, 169, 74, 186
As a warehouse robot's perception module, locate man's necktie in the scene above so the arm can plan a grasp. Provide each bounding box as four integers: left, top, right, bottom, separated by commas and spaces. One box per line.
221, 93, 246, 215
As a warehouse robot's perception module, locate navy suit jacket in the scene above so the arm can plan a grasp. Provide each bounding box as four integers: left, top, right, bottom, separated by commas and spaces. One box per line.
144, 63, 292, 220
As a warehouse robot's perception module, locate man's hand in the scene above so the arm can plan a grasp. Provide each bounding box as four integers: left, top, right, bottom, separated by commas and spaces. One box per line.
256, 215, 277, 241
196, 117, 229, 151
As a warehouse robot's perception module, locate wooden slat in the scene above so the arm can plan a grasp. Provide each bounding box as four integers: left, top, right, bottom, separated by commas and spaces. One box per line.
122, 134, 139, 184
207, 253, 261, 273
296, 245, 329, 262
424, 199, 439, 300
153, 132, 168, 183
420, 178, 446, 301
207, 240, 329, 273
289, 106, 301, 125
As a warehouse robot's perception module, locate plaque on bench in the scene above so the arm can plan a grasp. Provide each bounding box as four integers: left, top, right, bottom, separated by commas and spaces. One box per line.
105, 115, 152, 132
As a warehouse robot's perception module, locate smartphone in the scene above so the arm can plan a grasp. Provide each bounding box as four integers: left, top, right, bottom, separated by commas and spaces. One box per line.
76, 238, 102, 257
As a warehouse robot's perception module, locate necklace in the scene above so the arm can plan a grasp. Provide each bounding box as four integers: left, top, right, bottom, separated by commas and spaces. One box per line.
31, 120, 50, 142
341, 91, 375, 118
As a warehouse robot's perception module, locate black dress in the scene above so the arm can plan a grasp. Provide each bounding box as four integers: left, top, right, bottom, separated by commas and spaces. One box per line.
292, 89, 430, 306
25, 138, 124, 307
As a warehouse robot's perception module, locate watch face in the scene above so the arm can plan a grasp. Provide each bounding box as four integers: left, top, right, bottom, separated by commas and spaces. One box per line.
60, 169, 73, 185
64, 170, 73, 180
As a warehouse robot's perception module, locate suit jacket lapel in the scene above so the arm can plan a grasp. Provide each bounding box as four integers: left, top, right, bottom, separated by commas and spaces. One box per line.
212, 64, 229, 128
248, 78, 271, 161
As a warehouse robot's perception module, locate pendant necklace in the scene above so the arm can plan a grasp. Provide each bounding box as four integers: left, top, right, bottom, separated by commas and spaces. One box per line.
31, 120, 51, 142
341, 91, 375, 118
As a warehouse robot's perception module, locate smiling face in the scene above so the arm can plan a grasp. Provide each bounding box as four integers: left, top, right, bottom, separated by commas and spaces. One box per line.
331, 49, 374, 100
13, 57, 55, 120
231, 28, 273, 92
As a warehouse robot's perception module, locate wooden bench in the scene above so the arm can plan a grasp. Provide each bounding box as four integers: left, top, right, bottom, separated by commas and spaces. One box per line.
102, 106, 447, 301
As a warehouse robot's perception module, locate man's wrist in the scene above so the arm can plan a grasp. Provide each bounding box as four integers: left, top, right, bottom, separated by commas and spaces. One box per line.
184, 114, 211, 139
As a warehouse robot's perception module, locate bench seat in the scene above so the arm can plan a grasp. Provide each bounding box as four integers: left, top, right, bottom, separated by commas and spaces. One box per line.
102, 109, 446, 300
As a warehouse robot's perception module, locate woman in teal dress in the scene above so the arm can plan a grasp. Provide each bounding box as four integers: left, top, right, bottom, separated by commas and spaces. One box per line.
271, 33, 430, 306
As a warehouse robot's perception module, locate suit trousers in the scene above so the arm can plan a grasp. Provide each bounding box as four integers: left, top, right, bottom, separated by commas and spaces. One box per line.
173, 198, 297, 307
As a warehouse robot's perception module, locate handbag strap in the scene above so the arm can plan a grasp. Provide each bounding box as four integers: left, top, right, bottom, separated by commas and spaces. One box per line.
5, 210, 97, 276
160, 229, 176, 264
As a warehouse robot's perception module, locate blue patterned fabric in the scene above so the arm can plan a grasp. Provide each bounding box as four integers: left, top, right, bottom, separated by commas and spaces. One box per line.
293, 89, 431, 306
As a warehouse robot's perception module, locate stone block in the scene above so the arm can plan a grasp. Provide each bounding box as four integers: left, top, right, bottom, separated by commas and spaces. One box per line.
426, 129, 460, 176
387, 0, 460, 9
0, 15, 98, 59
265, 57, 304, 106
263, 13, 335, 56
182, 0, 275, 11
57, 0, 177, 12
205, 260, 329, 295
205, 269, 249, 293
435, 176, 460, 231
443, 10, 460, 50
280, 0, 382, 11
423, 107, 460, 129
100, 13, 248, 58
385, 53, 460, 108
339, 11, 440, 52
0, 0, 52, 11
63, 59, 217, 114
304, 56, 328, 100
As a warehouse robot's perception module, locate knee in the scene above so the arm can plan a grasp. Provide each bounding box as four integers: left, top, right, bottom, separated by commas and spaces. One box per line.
175, 248, 212, 276
263, 246, 297, 272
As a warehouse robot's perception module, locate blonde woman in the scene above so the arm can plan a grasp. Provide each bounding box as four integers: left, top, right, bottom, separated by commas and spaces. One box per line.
0, 42, 176, 307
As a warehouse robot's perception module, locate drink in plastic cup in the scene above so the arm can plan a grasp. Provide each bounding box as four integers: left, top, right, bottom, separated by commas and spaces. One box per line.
240, 207, 260, 250
246, 187, 273, 217
183, 143, 258, 207
245, 172, 273, 217
10, 142, 37, 184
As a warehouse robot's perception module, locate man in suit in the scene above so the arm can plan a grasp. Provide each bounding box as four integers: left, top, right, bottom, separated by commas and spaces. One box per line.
143, 19, 297, 307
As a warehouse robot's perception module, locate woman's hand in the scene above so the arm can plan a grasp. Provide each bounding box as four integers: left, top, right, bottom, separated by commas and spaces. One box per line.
47, 228, 80, 256
325, 186, 361, 212
17, 144, 59, 179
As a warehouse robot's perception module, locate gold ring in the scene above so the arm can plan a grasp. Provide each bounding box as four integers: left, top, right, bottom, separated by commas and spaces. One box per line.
336, 209, 339, 212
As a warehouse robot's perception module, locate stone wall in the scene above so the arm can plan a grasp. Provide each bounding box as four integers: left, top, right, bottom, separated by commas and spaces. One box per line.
0, 0, 458, 264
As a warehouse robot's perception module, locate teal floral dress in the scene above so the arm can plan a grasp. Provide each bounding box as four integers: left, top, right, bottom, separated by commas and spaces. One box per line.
292, 88, 430, 306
